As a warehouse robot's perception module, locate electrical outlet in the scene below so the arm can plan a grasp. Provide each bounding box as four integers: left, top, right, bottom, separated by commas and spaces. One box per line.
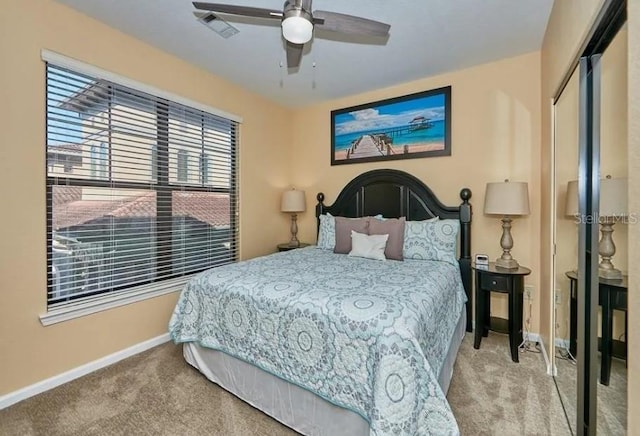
524, 285, 534, 301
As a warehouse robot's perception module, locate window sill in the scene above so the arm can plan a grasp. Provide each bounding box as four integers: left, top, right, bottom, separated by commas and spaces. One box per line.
39, 276, 191, 326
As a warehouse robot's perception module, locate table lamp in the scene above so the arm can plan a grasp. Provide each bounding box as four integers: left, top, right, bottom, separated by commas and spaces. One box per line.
484, 180, 530, 269
565, 177, 627, 279
281, 188, 306, 247
598, 176, 627, 279
564, 180, 579, 219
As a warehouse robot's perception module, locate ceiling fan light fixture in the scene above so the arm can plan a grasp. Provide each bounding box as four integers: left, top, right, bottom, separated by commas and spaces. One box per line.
282, 15, 313, 44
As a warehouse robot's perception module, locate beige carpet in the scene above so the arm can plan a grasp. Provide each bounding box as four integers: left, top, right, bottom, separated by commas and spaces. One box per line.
448, 334, 570, 436
0, 333, 571, 436
554, 355, 627, 435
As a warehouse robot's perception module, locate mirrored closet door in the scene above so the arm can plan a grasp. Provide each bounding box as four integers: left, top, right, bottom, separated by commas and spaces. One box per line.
595, 22, 627, 434
553, 64, 579, 435
551, 0, 627, 434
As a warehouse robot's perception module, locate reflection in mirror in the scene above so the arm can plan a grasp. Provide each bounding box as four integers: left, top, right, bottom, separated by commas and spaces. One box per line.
552, 24, 628, 435
597, 23, 627, 433
553, 64, 579, 436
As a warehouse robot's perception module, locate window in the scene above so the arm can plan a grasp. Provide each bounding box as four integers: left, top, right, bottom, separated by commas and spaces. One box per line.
151, 145, 158, 181
46, 63, 238, 307
177, 150, 188, 182
200, 153, 209, 184
63, 161, 73, 174
90, 142, 108, 178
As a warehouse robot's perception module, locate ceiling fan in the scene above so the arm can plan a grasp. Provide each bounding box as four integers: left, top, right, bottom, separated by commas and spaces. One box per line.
193, 1, 391, 68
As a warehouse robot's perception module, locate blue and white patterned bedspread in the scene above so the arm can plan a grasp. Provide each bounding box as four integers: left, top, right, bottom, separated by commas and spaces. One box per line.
169, 247, 466, 435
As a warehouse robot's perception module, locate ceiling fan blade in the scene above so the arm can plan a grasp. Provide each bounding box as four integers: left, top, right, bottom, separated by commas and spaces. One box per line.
192, 2, 283, 20
286, 42, 304, 69
312, 11, 390, 37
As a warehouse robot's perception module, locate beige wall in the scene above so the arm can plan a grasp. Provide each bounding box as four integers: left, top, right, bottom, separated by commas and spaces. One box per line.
540, 0, 604, 360
290, 52, 542, 331
627, 1, 639, 431
0, 0, 291, 395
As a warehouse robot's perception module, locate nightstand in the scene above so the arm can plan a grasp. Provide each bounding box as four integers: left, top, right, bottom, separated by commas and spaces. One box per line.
473, 262, 531, 362
566, 271, 627, 385
277, 243, 310, 252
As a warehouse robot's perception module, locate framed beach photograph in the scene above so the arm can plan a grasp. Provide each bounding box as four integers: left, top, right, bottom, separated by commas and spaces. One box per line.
330, 86, 451, 165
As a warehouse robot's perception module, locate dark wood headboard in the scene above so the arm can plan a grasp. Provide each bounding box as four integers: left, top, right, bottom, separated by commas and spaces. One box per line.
315, 169, 473, 332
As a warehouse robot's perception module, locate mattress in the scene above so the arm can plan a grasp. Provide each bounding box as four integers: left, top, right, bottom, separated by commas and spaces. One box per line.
170, 247, 466, 435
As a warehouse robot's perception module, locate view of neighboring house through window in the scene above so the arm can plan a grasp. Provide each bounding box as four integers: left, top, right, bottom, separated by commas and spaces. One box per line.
46, 63, 238, 307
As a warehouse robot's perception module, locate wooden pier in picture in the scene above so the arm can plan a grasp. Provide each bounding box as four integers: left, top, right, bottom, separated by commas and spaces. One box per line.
343, 118, 435, 160
345, 134, 395, 159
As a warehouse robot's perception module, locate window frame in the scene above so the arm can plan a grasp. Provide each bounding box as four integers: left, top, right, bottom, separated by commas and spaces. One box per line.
41, 50, 242, 325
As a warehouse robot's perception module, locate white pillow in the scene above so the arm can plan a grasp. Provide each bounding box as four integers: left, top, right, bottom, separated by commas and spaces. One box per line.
348, 231, 388, 261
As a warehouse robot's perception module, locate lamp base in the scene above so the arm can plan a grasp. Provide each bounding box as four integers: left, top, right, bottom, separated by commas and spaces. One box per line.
287, 240, 300, 248
496, 257, 520, 270
598, 221, 622, 280
288, 213, 299, 248
495, 216, 519, 270
599, 266, 622, 280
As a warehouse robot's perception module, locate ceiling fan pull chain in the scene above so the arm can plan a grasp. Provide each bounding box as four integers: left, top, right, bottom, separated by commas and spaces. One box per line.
279, 61, 284, 88
312, 61, 316, 90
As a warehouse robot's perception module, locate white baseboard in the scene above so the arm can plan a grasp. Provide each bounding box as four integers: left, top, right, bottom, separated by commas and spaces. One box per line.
472, 320, 553, 377
0, 333, 171, 410
554, 337, 570, 350
522, 332, 555, 376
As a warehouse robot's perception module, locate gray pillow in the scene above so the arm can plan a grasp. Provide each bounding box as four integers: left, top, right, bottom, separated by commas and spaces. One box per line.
368, 216, 406, 260
334, 217, 370, 254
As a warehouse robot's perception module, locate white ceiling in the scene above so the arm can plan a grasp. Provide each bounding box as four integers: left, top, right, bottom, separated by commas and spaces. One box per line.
53, 0, 553, 108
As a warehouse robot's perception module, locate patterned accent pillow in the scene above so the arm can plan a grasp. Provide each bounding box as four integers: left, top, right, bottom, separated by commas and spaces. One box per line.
316, 213, 336, 250
403, 219, 459, 266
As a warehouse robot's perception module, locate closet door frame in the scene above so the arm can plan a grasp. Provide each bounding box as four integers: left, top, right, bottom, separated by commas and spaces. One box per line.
576, 54, 601, 436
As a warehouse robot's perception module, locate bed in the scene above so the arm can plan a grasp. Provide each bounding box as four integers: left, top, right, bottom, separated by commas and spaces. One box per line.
169, 169, 473, 435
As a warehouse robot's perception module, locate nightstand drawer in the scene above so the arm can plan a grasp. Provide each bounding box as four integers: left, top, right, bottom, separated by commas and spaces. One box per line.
480, 274, 510, 291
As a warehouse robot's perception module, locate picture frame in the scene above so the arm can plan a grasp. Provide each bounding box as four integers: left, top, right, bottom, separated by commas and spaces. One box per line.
330, 86, 451, 166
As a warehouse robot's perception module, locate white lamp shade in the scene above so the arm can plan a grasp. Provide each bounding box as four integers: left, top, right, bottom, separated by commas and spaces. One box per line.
564, 177, 627, 218
565, 180, 579, 217
282, 16, 313, 44
600, 177, 627, 217
281, 189, 306, 213
484, 181, 530, 216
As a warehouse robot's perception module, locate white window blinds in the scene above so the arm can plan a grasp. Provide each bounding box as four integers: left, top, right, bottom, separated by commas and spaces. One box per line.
46, 63, 238, 307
